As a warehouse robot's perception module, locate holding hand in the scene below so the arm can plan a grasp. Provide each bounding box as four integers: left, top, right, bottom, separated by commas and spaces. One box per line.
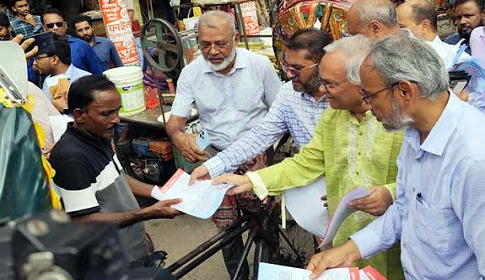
348, 186, 393, 216
172, 132, 206, 163
146, 198, 183, 219
189, 165, 210, 185
212, 174, 253, 195
25, 14, 37, 26
306, 240, 361, 279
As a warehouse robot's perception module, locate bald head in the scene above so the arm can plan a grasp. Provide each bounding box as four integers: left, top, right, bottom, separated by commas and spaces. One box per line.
397, 0, 438, 40
347, 0, 399, 40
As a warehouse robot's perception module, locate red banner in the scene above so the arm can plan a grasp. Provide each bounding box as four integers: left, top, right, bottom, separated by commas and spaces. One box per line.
99, 0, 139, 65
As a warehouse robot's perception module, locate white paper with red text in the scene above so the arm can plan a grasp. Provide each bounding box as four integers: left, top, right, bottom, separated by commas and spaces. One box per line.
359, 266, 388, 280
151, 168, 233, 219
258, 263, 360, 280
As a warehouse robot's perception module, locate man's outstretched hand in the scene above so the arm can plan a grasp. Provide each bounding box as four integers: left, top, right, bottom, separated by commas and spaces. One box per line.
189, 165, 210, 185
306, 240, 361, 279
145, 198, 183, 219
212, 174, 253, 195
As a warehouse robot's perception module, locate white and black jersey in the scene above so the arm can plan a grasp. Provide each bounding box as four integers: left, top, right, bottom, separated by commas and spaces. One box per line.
49, 123, 149, 261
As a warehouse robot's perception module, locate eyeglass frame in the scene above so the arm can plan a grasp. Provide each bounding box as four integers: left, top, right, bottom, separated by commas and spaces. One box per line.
45, 21, 64, 29
34, 54, 53, 62
199, 34, 236, 52
317, 74, 348, 93
282, 62, 318, 78
360, 82, 400, 104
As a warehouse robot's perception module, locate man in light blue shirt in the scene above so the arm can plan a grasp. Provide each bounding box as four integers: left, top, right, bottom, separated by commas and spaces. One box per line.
34, 34, 89, 110
189, 28, 332, 181
72, 16, 124, 70
167, 11, 280, 162
307, 34, 485, 280
166, 11, 280, 280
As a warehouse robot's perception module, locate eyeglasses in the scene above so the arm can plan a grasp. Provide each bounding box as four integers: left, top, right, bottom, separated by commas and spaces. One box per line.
34, 55, 51, 62
200, 35, 235, 52
282, 62, 318, 78
318, 75, 347, 92
45, 21, 64, 29
361, 82, 399, 104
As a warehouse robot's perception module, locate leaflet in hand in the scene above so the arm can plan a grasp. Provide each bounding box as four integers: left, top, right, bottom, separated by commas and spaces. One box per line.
258, 263, 360, 280
258, 263, 388, 280
359, 266, 388, 280
151, 169, 233, 219
320, 186, 369, 247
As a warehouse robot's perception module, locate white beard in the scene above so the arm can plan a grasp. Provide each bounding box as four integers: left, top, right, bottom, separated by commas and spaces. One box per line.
382, 96, 414, 131
205, 47, 237, 72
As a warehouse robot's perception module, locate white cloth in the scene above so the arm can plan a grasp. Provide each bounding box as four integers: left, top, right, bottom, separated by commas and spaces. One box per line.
41, 64, 91, 100
427, 36, 470, 69
28, 82, 60, 151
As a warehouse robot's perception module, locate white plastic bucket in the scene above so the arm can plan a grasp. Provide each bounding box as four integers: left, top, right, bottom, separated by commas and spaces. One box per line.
104, 66, 145, 117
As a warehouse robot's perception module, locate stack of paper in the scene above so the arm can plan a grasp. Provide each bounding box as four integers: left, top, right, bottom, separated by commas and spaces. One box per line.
258, 263, 360, 280
258, 263, 388, 280
320, 186, 369, 247
151, 169, 233, 219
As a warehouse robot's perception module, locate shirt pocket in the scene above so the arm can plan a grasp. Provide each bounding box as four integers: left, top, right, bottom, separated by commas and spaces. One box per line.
194, 83, 225, 113
234, 84, 264, 112
414, 202, 453, 252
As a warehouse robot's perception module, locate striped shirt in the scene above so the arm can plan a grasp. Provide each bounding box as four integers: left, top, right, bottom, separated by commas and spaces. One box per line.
204, 81, 329, 178
50, 123, 149, 262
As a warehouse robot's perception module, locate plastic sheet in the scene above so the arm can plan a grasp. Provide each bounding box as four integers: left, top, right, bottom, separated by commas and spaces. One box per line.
0, 102, 50, 221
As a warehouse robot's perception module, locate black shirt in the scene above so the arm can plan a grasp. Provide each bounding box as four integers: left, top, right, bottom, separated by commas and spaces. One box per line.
49, 123, 149, 261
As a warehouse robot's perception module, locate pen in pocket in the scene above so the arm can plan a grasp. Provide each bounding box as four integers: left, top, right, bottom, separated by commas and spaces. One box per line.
416, 192, 430, 207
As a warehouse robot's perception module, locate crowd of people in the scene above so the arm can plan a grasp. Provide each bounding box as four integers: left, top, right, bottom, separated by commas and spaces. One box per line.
1, 0, 485, 278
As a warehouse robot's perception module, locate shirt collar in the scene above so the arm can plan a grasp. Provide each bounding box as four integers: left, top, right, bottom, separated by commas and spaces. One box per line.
92, 36, 101, 46
432, 36, 442, 44
67, 122, 112, 149
201, 48, 246, 74
64, 64, 75, 79
408, 92, 464, 156
301, 91, 327, 103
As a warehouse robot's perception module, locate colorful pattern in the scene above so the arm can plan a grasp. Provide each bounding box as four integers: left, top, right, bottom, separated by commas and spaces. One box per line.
273, 0, 355, 74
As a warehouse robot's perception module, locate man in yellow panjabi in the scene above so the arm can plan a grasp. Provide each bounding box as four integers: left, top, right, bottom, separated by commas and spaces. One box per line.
213, 35, 404, 279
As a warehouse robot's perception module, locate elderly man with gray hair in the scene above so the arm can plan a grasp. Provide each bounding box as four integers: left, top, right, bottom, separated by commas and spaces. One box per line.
166, 10, 280, 280
307, 34, 485, 280
213, 34, 405, 279
346, 0, 400, 40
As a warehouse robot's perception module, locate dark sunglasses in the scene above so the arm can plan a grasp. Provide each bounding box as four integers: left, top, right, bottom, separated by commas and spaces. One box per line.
45, 21, 64, 28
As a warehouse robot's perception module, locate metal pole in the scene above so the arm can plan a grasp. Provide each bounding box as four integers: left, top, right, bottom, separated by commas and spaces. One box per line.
234, 3, 250, 50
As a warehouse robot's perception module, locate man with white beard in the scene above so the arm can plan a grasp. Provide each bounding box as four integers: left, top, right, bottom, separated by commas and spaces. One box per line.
167, 10, 280, 163
166, 10, 280, 280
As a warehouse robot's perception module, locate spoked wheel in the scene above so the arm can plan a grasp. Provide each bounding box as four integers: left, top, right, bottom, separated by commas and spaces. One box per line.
254, 206, 317, 273
276, 219, 317, 267
266, 133, 318, 267
141, 18, 184, 79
